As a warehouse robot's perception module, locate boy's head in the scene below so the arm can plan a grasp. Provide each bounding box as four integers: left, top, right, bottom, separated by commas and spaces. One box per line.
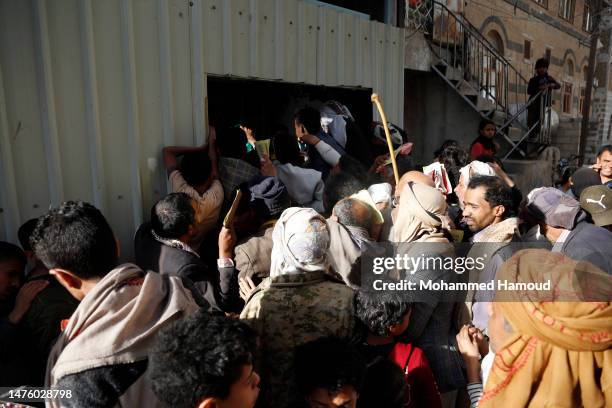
0, 242, 26, 305
180, 151, 212, 187
357, 359, 407, 408
294, 107, 322, 138
355, 291, 412, 337
150, 311, 259, 408
31, 201, 118, 300
295, 337, 366, 408
535, 58, 549, 75
151, 193, 196, 241
17, 218, 40, 258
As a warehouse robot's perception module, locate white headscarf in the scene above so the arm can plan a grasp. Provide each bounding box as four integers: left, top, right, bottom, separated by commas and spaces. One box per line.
368, 183, 393, 207
270, 207, 330, 277
459, 160, 496, 188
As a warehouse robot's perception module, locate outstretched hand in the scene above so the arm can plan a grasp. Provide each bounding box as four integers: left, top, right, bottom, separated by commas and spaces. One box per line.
239, 276, 258, 301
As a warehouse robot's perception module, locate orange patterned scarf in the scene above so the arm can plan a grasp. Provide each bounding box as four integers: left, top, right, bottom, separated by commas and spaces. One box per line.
479, 249, 612, 408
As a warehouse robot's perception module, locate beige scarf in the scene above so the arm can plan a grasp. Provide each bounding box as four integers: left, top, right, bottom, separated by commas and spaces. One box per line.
392, 181, 449, 243
458, 217, 520, 325
326, 218, 362, 288
471, 217, 519, 244
46, 264, 199, 407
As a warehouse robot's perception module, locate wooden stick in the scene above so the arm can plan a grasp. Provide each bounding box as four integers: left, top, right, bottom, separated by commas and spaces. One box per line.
371, 93, 400, 185
223, 190, 243, 228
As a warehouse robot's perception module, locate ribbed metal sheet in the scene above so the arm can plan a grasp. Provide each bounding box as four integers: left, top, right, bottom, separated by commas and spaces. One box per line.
0, 0, 405, 256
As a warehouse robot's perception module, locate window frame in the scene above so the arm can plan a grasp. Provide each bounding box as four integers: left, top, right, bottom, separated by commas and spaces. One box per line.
558, 0, 576, 23
562, 82, 573, 114
583, 2, 594, 32
532, 0, 548, 9
524, 40, 532, 60
545, 47, 552, 63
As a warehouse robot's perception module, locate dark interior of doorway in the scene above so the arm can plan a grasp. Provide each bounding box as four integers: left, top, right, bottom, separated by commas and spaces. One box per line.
207, 76, 373, 142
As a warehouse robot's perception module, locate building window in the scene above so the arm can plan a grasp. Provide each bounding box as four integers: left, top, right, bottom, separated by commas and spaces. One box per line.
563, 82, 573, 113
545, 48, 552, 62
524, 40, 532, 60
559, 0, 575, 22
583, 2, 594, 32
565, 60, 574, 77
533, 0, 548, 8
579, 87, 585, 114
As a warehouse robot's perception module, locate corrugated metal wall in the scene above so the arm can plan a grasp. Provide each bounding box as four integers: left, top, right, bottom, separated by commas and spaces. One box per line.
0, 0, 405, 256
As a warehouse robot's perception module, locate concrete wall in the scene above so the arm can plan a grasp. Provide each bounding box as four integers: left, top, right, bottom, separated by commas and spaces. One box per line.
588, 11, 612, 163
404, 32, 432, 72
404, 69, 481, 165
551, 117, 581, 159
587, 88, 612, 162
504, 159, 554, 194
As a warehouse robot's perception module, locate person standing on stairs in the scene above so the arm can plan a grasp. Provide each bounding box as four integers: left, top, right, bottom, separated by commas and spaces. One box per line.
527, 58, 560, 139
469, 119, 499, 161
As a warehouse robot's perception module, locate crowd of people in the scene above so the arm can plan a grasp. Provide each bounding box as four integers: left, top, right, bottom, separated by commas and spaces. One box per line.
1, 101, 611, 408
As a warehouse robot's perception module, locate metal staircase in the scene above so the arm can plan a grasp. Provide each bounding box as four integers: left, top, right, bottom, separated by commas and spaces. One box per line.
409, 0, 552, 159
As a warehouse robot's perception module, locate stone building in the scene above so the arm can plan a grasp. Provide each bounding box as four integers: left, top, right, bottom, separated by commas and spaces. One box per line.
404, 0, 598, 173
586, 2, 612, 163
464, 0, 601, 163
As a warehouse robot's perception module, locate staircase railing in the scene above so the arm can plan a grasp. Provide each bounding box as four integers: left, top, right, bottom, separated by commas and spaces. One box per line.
425, 1, 528, 115
501, 88, 552, 159
412, 0, 551, 157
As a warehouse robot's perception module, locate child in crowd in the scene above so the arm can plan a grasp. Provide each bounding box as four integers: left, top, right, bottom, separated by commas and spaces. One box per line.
355, 291, 442, 408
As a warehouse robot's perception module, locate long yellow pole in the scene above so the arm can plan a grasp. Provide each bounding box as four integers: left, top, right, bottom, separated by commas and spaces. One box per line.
371, 93, 400, 186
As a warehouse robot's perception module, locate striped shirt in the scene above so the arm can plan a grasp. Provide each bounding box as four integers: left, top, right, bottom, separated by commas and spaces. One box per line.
467, 382, 483, 408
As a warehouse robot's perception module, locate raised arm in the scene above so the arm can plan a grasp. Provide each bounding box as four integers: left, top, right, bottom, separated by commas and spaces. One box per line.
162, 144, 206, 176
300, 133, 341, 167
162, 125, 217, 176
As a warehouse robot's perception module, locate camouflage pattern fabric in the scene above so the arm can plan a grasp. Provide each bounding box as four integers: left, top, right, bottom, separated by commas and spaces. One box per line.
240, 270, 355, 408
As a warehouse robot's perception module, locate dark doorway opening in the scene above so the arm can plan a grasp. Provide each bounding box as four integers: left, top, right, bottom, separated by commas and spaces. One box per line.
207, 76, 373, 141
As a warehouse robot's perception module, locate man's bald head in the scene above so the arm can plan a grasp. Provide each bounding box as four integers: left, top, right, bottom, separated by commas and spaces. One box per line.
332, 198, 373, 231
399, 171, 435, 188
394, 171, 435, 205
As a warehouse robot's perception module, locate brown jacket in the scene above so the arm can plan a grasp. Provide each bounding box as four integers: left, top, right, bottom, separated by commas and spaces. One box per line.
235, 223, 275, 283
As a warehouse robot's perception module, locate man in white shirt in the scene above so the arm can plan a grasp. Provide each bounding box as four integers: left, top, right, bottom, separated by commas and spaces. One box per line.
162, 128, 224, 250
